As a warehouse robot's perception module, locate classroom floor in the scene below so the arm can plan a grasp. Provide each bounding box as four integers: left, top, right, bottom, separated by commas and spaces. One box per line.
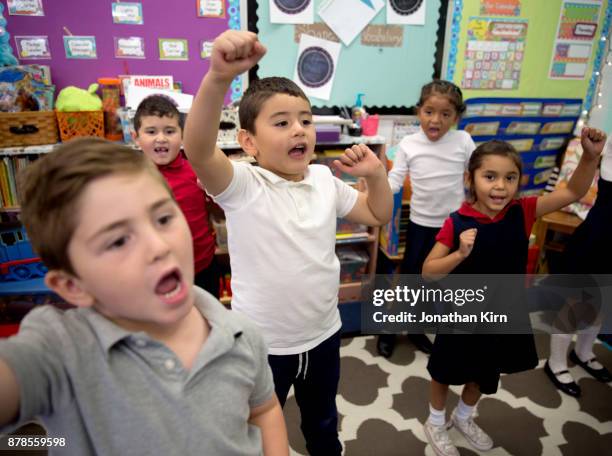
285, 322, 612, 455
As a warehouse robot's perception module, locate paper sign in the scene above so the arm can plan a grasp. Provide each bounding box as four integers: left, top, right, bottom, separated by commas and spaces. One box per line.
198, 0, 225, 18
158, 39, 188, 60
125, 85, 193, 111
557, 1, 600, 40
387, 0, 426, 26
200, 41, 214, 59
129, 75, 174, 91
480, 0, 521, 16
550, 41, 591, 78
294, 34, 341, 101
318, 0, 384, 46
7, 0, 44, 16
361, 25, 403, 47
15, 36, 51, 59
112, 2, 144, 25
294, 23, 340, 43
114, 37, 145, 59
270, 0, 313, 24
64, 36, 97, 59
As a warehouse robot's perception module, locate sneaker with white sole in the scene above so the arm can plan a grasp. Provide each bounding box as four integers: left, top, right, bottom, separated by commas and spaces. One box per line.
423, 421, 459, 456
450, 409, 494, 451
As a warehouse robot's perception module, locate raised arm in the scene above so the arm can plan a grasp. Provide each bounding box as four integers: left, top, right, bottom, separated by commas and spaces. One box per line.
536, 127, 607, 217
184, 31, 266, 195
249, 395, 289, 456
422, 229, 477, 280
336, 144, 393, 226
0, 358, 20, 426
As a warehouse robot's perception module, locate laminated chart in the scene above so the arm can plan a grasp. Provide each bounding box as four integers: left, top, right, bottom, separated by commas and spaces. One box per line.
461, 17, 528, 90
549, 1, 601, 79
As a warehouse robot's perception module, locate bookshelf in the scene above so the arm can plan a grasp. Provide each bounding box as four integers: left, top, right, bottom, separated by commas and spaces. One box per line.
0, 137, 386, 308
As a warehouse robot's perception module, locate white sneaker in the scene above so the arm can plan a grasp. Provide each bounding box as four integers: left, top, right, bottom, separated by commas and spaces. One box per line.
450, 409, 494, 451
423, 421, 459, 456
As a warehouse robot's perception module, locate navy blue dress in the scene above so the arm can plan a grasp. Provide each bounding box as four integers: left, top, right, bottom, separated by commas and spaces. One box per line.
427, 201, 539, 394
560, 177, 612, 274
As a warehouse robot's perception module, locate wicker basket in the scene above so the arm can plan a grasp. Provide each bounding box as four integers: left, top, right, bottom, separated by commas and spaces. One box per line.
56, 110, 104, 142
0, 111, 59, 147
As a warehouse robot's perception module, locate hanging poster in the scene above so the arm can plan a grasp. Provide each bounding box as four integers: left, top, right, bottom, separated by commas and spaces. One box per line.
158, 39, 189, 61
556, 1, 600, 40
64, 36, 97, 59
294, 34, 341, 100
318, 0, 384, 46
269, 0, 313, 24
7, 0, 44, 16
14, 36, 51, 59
198, 0, 225, 18
114, 37, 145, 59
386, 0, 425, 26
480, 0, 521, 16
549, 1, 601, 79
461, 17, 528, 90
112, 2, 143, 25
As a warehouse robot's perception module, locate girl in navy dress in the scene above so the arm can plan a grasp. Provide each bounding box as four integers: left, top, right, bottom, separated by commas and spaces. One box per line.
420, 129, 606, 456
545, 135, 612, 397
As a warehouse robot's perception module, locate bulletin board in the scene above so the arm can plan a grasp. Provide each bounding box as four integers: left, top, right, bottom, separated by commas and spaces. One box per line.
444, 0, 611, 112
2, 0, 242, 103
250, 0, 443, 108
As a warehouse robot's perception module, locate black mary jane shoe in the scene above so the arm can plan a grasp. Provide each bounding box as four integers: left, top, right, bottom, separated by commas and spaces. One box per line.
376, 334, 397, 358
570, 350, 612, 383
544, 361, 582, 397
408, 334, 433, 355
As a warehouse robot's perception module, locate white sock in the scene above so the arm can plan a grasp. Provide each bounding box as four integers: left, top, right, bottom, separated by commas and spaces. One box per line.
549, 333, 575, 383
576, 324, 603, 369
455, 398, 474, 422
428, 404, 446, 427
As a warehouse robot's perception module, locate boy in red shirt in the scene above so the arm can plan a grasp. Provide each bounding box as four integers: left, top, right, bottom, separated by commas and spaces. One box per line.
133, 95, 220, 296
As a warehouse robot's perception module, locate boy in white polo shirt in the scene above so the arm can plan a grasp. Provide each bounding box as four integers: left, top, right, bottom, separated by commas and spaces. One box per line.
184, 31, 393, 454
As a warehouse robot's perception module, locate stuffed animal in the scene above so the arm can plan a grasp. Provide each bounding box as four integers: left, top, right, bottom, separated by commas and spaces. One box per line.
55, 83, 102, 111
0, 4, 19, 67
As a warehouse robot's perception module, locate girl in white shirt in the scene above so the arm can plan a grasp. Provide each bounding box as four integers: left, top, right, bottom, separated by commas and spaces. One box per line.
377, 80, 476, 358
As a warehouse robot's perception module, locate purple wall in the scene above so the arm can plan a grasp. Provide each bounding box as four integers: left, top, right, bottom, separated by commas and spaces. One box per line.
2, 0, 233, 101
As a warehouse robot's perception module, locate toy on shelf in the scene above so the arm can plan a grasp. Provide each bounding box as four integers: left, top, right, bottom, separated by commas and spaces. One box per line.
98, 78, 123, 141
55, 83, 104, 141
0, 226, 47, 282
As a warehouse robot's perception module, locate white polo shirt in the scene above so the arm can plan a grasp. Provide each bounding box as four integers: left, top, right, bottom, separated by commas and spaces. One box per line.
213, 161, 358, 355
388, 129, 475, 228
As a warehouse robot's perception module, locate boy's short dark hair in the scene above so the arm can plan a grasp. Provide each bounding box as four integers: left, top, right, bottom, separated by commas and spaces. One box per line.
18, 137, 171, 275
239, 77, 310, 133
133, 94, 184, 132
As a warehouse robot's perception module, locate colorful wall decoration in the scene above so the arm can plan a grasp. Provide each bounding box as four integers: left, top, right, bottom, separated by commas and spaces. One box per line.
446, 0, 610, 111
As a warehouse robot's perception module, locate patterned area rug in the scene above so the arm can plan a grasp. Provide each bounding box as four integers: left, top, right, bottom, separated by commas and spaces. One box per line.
284, 333, 612, 455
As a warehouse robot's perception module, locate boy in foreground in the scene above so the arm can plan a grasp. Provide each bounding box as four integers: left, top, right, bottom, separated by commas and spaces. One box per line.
0, 138, 288, 456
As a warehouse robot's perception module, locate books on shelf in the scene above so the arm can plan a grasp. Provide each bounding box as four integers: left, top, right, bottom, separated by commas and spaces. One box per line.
0, 156, 37, 208
316, 149, 358, 184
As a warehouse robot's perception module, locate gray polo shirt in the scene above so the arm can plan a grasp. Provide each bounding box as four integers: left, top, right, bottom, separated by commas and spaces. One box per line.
0, 287, 273, 455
